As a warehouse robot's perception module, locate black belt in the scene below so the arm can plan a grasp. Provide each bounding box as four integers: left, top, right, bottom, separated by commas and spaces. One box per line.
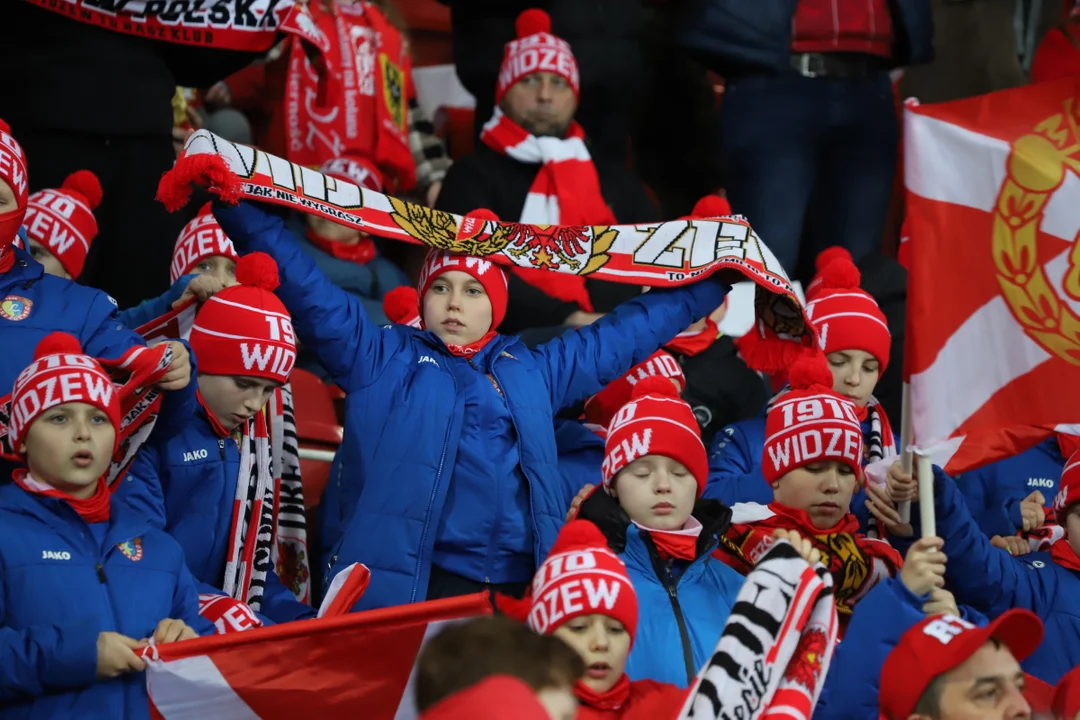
789, 52, 890, 78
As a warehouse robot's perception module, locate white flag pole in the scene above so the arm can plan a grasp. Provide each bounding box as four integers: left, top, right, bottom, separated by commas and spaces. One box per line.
898, 381, 913, 523
917, 450, 936, 538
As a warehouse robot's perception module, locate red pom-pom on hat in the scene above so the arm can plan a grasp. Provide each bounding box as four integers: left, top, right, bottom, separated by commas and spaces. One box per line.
814, 246, 853, 273
631, 375, 681, 401
548, 519, 607, 555
818, 253, 862, 290
61, 170, 103, 210
234, 252, 280, 292
516, 8, 551, 37
33, 332, 84, 360
735, 331, 811, 374
383, 286, 420, 326
787, 353, 835, 391
689, 194, 733, 220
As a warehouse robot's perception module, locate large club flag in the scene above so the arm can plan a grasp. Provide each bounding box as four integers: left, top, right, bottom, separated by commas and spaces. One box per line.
146, 593, 492, 719
903, 77, 1080, 474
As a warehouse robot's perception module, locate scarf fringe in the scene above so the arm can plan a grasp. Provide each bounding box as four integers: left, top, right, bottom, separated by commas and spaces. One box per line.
157, 152, 244, 213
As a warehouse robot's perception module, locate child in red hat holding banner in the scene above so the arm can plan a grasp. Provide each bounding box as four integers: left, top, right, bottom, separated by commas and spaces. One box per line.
115, 252, 314, 627
0, 333, 210, 719
210, 197, 730, 613
501, 519, 689, 719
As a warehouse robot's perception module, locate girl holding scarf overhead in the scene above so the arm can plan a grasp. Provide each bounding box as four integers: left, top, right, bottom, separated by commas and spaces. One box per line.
0, 333, 210, 719
713, 353, 904, 630
706, 248, 895, 530
114, 253, 315, 627
208, 193, 730, 612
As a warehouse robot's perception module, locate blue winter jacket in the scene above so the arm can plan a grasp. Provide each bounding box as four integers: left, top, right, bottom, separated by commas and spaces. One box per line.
679, 0, 934, 75
0, 482, 211, 719
916, 467, 1080, 685
114, 406, 315, 625
211, 200, 730, 610
115, 275, 194, 331
553, 417, 605, 498
703, 413, 873, 531
957, 438, 1066, 538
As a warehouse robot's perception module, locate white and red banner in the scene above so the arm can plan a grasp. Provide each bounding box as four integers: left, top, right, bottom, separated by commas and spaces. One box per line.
145, 593, 492, 719
903, 76, 1080, 473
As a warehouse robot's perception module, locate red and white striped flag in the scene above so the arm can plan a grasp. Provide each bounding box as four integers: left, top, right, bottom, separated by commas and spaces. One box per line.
903, 76, 1080, 473
146, 593, 492, 719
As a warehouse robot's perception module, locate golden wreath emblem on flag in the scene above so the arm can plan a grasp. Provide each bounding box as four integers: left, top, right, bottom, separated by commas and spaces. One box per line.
993, 97, 1080, 365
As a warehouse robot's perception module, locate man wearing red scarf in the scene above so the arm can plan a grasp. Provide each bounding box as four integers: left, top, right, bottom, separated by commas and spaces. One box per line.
435, 9, 658, 338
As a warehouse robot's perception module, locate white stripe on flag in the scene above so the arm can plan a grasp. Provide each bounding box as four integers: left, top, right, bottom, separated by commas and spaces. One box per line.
392, 619, 476, 720
147, 654, 259, 720
905, 111, 1009, 211
910, 293, 1053, 444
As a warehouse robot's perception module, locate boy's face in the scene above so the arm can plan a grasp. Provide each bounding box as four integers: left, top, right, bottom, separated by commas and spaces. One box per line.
20, 402, 115, 498
306, 214, 364, 245
552, 613, 631, 695
827, 349, 881, 408
774, 460, 857, 530
197, 374, 280, 430
611, 455, 697, 530
27, 239, 70, 279
0, 177, 15, 213
422, 270, 494, 347
192, 255, 238, 288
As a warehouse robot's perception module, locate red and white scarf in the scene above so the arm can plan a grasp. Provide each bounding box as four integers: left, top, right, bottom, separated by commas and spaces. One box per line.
13, 469, 111, 523
678, 539, 838, 720
480, 108, 617, 313
285, 1, 415, 192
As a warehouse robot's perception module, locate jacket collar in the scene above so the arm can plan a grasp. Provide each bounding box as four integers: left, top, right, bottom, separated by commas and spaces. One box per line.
0, 246, 45, 291
0, 480, 152, 550
415, 328, 519, 363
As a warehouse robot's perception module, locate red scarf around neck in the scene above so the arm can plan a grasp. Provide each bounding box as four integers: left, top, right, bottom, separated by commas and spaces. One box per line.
635, 519, 702, 562
197, 390, 241, 439
305, 228, 377, 265
14, 468, 110, 524
480, 110, 617, 314
444, 329, 499, 358
575, 674, 631, 712
1051, 536, 1080, 573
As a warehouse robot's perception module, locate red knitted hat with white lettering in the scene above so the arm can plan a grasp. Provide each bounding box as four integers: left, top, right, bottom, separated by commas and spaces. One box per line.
762, 354, 864, 484
525, 520, 638, 644
319, 155, 384, 193
189, 253, 296, 385
383, 286, 421, 328
417, 248, 509, 332
171, 202, 240, 283
0, 118, 29, 257
805, 251, 891, 372
23, 171, 103, 279
9, 333, 120, 453
1052, 451, 1080, 516
584, 350, 686, 430
602, 376, 708, 496
496, 9, 580, 102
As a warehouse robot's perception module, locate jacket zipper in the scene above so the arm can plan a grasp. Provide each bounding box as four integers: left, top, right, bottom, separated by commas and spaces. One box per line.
664, 563, 696, 685
413, 367, 457, 603
218, 438, 226, 459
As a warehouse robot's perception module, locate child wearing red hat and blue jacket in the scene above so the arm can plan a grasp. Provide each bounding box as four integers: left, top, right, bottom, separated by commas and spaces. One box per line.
114, 252, 315, 626
209, 198, 730, 611
0, 333, 211, 718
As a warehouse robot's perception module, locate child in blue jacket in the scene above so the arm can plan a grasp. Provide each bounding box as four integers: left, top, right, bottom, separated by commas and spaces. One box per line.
705, 251, 892, 531
575, 376, 744, 688
210, 199, 731, 610
115, 253, 314, 625
876, 453, 1080, 685
0, 333, 210, 718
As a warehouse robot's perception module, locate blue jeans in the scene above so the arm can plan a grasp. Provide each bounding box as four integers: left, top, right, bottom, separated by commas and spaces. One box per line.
720, 71, 899, 282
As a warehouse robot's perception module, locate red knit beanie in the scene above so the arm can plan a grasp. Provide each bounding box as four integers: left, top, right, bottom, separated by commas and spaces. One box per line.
383, 286, 421, 328
189, 253, 296, 385
805, 246, 854, 300
526, 520, 639, 645
23, 171, 104, 279
805, 251, 891, 372
762, 354, 864, 485
10, 333, 121, 454
0, 119, 29, 257
417, 249, 509, 332
171, 202, 240, 283
584, 350, 686, 430
602, 376, 708, 496
496, 9, 580, 102
319, 155, 384, 193
1052, 452, 1080, 516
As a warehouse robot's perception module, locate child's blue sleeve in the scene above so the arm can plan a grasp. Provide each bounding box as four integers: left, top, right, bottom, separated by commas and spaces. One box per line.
115, 275, 194, 330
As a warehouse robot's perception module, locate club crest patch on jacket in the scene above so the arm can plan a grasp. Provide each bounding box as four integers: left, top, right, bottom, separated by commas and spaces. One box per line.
117, 538, 144, 562
0, 295, 32, 321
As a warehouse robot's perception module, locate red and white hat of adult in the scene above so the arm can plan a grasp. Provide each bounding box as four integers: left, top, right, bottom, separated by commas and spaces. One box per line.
804, 248, 891, 372
879, 610, 1044, 720
171, 202, 240, 283
524, 519, 639, 644
319, 155, 384, 194
189, 252, 296, 385
9, 332, 121, 454
383, 286, 422, 328
762, 353, 863, 485
417, 249, 510, 332
584, 350, 686, 430
601, 376, 708, 496
23, 170, 104, 279
1052, 451, 1080, 516
0, 118, 29, 259
496, 9, 580, 102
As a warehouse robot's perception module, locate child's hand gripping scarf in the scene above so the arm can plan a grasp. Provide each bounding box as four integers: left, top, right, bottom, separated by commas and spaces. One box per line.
715, 503, 903, 623
676, 539, 839, 720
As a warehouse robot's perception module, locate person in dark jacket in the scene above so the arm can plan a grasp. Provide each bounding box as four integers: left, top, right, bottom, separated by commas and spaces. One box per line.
210, 198, 731, 612
115, 253, 315, 626
680, 0, 934, 282
0, 332, 210, 719
435, 10, 656, 337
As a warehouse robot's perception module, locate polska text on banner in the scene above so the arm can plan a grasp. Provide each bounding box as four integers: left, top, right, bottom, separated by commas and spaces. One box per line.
157, 130, 816, 351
